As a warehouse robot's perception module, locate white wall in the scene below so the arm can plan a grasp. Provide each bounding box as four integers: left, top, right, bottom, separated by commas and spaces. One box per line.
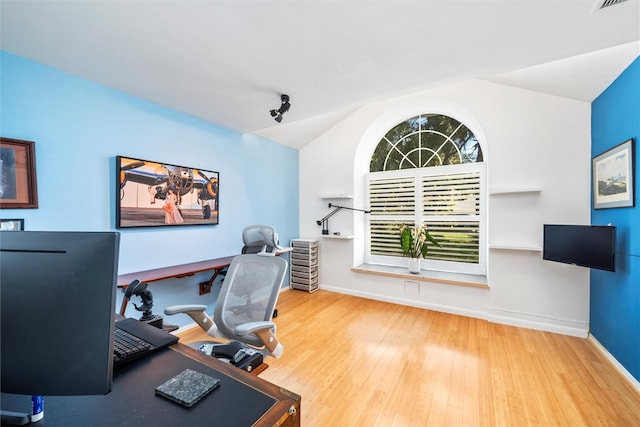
300, 79, 592, 337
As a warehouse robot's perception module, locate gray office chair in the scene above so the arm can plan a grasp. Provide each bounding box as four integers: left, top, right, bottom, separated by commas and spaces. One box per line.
241, 224, 284, 255
164, 253, 287, 358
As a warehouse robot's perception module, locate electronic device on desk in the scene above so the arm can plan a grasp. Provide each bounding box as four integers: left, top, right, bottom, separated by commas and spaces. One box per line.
113, 318, 179, 368
0, 231, 120, 426
194, 341, 264, 373
124, 279, 164, 329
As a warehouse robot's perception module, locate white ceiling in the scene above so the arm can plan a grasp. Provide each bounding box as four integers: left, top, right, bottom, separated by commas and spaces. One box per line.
1, 1, 639, 149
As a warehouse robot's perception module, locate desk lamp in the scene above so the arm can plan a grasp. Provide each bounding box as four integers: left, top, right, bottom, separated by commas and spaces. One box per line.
316, 203, 371, 235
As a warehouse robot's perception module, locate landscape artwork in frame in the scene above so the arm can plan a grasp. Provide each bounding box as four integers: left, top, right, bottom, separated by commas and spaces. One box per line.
116, 156, 219, 228
0, 138, 38, 209
592, 138, 634, 209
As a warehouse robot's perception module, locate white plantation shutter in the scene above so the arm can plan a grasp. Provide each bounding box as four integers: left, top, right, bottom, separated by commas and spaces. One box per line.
369, 176, 415, 216
367, 167, 482, 271
368, 175, 415, 257
422, 172, 480, 217
422, 170, 481, 265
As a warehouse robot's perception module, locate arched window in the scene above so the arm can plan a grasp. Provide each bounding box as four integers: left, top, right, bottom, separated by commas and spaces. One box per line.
366, 113, 485, 275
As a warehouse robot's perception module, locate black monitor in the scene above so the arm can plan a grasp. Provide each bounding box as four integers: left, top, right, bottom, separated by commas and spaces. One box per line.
542, 224, 616, 272
1, 231, 120, 420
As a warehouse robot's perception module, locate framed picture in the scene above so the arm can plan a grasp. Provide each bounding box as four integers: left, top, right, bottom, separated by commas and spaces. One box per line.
0, 218, 24, 231
592, 138, 635, 209
116, 156, 219, 228
0, 138, 38, 209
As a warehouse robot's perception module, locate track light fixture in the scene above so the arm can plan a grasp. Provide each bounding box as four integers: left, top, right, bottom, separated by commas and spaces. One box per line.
269, 94, 290, 123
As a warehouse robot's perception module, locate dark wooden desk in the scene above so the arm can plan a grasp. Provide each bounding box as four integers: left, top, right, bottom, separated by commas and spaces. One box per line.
118, 256, 237, 315
1, 343, 301, 427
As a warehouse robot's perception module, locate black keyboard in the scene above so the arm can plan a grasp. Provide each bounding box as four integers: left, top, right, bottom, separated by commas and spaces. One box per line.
113, 325, 153, 367
112, 318, 179, 368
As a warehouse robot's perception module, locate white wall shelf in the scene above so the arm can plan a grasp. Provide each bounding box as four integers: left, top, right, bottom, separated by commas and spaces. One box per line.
489, 244, 543, 252
322, 235, 353, 240
320, 194, 353, 199
489, 186, 543, 195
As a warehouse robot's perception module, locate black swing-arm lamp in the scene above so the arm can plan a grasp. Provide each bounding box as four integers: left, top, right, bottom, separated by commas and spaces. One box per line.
316, 203, 371, 235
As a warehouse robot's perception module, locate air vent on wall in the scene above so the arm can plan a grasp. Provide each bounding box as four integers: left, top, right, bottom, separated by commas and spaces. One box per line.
595, 0, 628, 11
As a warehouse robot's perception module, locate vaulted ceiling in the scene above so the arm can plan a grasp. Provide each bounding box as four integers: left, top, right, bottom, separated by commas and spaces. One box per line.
2, 1, 639, 149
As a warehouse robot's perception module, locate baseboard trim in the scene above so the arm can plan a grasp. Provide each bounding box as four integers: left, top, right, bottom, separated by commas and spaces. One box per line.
320, 285, 588, 338
589, 334, 640, 394
488, 309, 589, 338
319, 284, 488, 321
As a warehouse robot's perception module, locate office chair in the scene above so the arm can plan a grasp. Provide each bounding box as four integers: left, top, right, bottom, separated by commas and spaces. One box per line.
164, 253, 287, 359
241, 224, 284, 255
214, 224, 283, 283
241, 224, 285, 319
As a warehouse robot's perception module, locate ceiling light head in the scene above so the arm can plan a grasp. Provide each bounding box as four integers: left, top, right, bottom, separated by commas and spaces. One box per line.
269, 94, 291, 123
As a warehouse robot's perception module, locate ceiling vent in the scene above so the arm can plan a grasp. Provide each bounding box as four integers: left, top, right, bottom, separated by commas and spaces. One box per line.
594, 0, 628, 11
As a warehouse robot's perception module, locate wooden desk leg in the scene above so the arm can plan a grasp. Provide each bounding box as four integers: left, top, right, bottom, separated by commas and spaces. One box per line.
198, 267, 227, 295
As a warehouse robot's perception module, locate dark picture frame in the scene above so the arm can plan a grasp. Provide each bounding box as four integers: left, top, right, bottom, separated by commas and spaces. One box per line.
0, 138, 38, 209
592, 138, 635, 209
116, 156, 219, 228
0, 218, 24, 231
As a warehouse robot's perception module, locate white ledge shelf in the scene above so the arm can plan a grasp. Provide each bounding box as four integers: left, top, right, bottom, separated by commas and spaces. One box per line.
320, 194, 353, 199
352, 264, 489, 289
489, 186, 543, 195
322, 235, 353, 240
489, 244, 542, 252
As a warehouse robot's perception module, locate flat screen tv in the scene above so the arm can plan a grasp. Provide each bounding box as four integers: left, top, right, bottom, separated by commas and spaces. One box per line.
543, 224, 616, 272
116, 155, 219, 228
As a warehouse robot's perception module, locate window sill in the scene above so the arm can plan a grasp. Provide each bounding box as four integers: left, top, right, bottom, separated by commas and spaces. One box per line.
351, 264, 489, 289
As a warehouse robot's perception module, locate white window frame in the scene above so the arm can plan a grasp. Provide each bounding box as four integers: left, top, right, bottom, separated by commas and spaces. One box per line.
363, 107, 488, 275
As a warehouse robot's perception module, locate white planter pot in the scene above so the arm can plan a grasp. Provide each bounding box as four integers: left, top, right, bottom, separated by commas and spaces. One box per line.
408, 257, 421, 274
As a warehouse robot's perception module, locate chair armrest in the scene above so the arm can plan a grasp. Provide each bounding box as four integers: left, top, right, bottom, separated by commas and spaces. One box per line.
238, 322, 284, 358
164, 304, 219, 336
235, 321, 275, 336
164, 304, 207, 315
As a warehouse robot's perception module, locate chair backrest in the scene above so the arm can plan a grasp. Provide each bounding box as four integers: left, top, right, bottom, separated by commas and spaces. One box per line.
214, 254, 287, 348
241, 224, 282, 256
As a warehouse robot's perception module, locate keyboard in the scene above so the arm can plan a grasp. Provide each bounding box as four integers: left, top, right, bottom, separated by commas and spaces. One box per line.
113, 318, 179, 368
113, 326, 153, 367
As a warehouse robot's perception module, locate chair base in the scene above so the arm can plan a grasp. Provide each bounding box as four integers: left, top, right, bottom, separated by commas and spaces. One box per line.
190, 341, 265, 373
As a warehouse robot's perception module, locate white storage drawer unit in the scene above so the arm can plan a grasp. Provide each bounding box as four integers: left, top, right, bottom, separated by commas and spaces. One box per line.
289, 238, 319, 292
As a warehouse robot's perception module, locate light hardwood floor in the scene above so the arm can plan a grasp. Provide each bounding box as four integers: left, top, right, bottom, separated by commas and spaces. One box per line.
179, 289, 640, 426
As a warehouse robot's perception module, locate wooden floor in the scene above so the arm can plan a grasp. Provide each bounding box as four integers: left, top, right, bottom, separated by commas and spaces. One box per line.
179, 290, 640, 426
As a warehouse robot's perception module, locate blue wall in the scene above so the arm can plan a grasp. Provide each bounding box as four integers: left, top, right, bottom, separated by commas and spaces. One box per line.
591, 56, 640, 381
1, 51, 299, 327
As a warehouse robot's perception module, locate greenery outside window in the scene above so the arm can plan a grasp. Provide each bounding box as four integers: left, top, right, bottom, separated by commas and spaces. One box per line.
366, 114, 485, 275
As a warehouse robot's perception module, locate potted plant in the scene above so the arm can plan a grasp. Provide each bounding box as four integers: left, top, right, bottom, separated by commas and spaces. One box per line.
399, 224, 440, 273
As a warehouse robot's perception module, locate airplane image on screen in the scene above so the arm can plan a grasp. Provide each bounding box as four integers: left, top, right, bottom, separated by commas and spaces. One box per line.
119, 157, 218, 220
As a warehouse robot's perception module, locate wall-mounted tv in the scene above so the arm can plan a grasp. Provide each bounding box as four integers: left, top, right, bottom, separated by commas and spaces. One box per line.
116, 156, 219, 228
543, 224, 616, 272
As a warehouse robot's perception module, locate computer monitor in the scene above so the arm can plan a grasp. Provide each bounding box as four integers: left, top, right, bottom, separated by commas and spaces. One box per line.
1, 231, 120, 418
